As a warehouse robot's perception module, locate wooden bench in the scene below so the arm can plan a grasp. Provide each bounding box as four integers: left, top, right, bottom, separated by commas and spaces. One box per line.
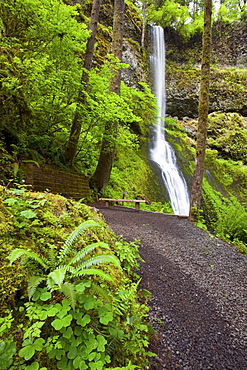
98, 198, 148, 211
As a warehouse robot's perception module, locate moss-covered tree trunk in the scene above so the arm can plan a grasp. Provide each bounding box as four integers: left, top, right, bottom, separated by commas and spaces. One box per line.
90, 0, 125, 192
65, 0, 102, 166
189, 0, 212, 222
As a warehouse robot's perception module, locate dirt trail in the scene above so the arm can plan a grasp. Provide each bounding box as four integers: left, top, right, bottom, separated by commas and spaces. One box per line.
92, 203, 247, 370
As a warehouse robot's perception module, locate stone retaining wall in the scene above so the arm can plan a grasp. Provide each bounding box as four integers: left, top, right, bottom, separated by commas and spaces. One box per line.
22, 163, 90, 200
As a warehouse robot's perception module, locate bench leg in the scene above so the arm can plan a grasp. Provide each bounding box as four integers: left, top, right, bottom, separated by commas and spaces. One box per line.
105, 201, 109, 208
135, 202, 140, 211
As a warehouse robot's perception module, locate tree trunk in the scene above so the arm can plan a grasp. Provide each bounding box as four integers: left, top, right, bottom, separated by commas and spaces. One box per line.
141, 0, 147, 51
189, 0, 212, 222
90, 0, 125, 192
65, 0, 102, 166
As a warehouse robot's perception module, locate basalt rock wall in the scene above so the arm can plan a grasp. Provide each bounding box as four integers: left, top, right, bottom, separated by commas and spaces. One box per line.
164, 22, 247, 118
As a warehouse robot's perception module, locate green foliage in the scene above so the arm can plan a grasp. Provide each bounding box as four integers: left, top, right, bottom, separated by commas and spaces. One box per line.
207, 112, 247, 164
0, 341, 16, 369
216, 0, 247, 22
147, 0, 204, 39
0, 187, 153, 369
0, 0, 89, 163
114, 238, 143, 275
121, 82, 157, 138
9, 220, 121, 306
141, 201, 173, 213
202, 181, 247, 253
0, 0, 156, 177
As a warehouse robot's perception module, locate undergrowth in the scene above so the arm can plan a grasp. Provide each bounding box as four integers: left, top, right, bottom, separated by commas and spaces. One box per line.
201, 181, 247, 255
0, 186, 154, 369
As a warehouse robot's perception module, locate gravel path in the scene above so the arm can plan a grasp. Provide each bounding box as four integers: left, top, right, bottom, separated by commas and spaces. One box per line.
92, 203, 247, 370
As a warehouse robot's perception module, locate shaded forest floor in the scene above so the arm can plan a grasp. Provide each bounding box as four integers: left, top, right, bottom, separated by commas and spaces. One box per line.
91, 202, 247, 370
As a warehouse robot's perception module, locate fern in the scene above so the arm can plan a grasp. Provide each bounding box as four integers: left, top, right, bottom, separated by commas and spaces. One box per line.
73, 268, 113, 281
90, 283, 112, 305
28, 276, 45, 300
8, 249, 48, 269
78, 254, 121, 270
58, 220, 99, 263
8, 220, 121, 306
60, 282, 77, 310
106, 337, 124, 356
47, 267, 66, 289
67, 242, 110, 266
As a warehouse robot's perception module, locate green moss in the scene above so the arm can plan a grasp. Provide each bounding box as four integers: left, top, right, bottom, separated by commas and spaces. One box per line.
0, 186, 112, 313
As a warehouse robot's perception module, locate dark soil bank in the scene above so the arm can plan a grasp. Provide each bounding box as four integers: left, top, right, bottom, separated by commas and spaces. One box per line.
91, 203, 247, 370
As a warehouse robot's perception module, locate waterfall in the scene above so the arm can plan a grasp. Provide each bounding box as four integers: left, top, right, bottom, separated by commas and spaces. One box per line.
150, 25, 190, 216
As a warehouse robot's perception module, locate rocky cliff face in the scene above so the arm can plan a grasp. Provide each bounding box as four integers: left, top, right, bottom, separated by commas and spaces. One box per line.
164, 22, 247, 118
165, 66, 247, 118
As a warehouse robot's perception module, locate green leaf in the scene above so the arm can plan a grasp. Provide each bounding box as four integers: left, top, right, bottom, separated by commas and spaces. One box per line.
19, 344, 35, 360
96, 335, 107, 352
76, 314, 90, 327
83, 296, 96, 310
48, 268, 66, 288
40, 291, 52, 301
0, 341, 16, 370
99, 312, 113, 325
62, 314, 73, 327
33, 338, 45, 351
73, 355, 82, 368
51, 319, 64, 331
89, 360, 104, 370
60, 282, 76, 310
57, 356, 68, 370
28, 276, 45, 300
26, 362, 39, 370
79, 360, 87, 370
75, 281, 91, 294
88, 352, 96, 361
73, 268, 113, 281
63, 327, 73, 339
20, 210, 37, 219
3, 198, 17, 205
59, 220, 99, 263
51, 314, 72, 330
47, 306, 60, 317
8, 249, 48, 268
68, 242, 110, 266
74, 326, 83, 337
68, 346, 77, 359
79, 254, 121, 269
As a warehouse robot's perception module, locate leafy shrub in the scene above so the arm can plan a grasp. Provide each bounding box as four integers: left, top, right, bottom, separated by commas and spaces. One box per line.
202, 181, 247, 253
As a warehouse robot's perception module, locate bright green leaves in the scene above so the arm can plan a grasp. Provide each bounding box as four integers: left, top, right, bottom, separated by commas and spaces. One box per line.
26, 362, 47, 370
72, 356, 87, 369
0, 0, 89, 163
40, 291, 52, 301
51, 314, 73, 330
8, 219, 121, 307
96, 335, 107, 352
48, 268, 66, 288
62, 327, 73, 339
68, 345, 78, 360
20, 210, 37, 219
3, 187, 152, 369
98, 307, 114, 325
19, 338, 45, 360
0, 341, 16, 370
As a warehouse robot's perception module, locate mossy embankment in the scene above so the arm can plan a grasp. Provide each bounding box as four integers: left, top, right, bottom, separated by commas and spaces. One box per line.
0, 186, 153, 369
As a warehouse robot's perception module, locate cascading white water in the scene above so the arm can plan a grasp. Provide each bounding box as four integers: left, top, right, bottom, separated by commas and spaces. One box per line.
150, 25, 190, 216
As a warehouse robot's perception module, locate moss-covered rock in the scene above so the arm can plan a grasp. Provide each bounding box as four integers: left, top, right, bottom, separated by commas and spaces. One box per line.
165, 65, 247, 118
0, 186, 110, 313
0, 185, 152, 368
